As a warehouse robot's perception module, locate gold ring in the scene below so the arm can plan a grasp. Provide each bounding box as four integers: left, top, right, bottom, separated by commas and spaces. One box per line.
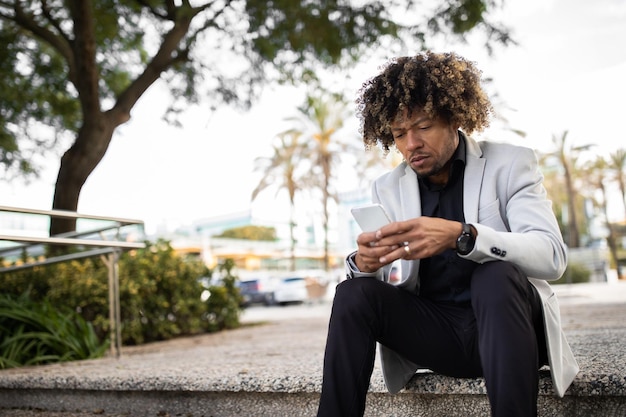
403, 244, 410, 255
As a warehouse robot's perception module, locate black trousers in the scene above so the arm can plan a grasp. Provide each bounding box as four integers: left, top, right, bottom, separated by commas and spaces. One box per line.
316, 261, 547, 417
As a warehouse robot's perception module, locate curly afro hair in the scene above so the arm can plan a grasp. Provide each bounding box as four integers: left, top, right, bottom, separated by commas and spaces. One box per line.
356, 51, 493, 152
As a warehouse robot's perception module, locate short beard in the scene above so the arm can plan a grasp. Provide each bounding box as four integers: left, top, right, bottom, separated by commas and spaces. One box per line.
411, 158, 448, 180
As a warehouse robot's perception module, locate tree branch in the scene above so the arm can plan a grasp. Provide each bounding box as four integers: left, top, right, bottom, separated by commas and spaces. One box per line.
41, 0, 72, 46
135, 0, 169, 20
109, 5, 199, 125
68, 0, 100, 115
8, 1, 74, 68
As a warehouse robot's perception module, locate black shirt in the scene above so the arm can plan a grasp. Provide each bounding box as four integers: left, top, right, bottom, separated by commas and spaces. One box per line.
417, 133, 477, 304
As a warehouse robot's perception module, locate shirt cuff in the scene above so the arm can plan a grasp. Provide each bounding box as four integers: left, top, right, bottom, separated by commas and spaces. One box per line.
345, 251, 379, 280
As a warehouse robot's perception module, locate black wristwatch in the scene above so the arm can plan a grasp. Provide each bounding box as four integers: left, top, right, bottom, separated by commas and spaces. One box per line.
456, 223, 475, 255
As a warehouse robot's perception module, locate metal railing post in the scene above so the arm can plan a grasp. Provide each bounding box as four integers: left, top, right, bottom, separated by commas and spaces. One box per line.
103, 250, 122, 358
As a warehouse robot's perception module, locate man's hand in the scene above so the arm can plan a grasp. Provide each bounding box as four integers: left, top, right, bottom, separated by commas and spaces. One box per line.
354, 217, 463, 272
354, 230, 400, 273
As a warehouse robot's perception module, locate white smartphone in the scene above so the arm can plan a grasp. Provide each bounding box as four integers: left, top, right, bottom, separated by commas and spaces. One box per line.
351, 204, 392, 232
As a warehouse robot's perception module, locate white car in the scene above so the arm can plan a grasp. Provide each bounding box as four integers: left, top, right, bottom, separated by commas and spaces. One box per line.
273, 276, 308, 305
237, 277, 277, 306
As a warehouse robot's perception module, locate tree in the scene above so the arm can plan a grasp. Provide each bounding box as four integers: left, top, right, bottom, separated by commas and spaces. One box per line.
251, 131, 307, 270
581, 156, 621, 277
253, 92, 348, 272
290, 91, 353, 271
546, 131, 594, 248
0, 0, 512, 236
607, 148, 626, 217
215, 225, 277, 241
603, 148, 626, 279
253, 91, 401, 272
537, 151, 569, 238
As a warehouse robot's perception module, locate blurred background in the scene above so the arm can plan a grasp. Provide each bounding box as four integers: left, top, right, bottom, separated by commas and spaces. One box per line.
1, 0, 625, 280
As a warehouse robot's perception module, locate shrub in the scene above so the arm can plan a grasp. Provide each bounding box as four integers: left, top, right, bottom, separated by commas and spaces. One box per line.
0, 293, 108, 369
116, 239, 218, 344
552, 262, 591, 285
0, 240, 243, 348
204, 259, 244, 332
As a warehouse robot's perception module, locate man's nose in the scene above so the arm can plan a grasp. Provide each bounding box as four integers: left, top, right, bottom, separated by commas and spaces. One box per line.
405, 130, 423, 150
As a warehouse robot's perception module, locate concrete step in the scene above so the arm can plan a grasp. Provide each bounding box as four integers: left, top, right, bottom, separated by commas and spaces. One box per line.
1, 358, 625, 417
1, 283, 625, 417
2, 370, 625, 417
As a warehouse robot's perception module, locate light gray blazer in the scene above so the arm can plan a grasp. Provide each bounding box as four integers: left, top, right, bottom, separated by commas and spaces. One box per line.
351, 135, 579, 397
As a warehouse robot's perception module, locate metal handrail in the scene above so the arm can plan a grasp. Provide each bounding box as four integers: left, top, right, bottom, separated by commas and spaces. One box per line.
0, 247, 117, 273
0, 234, 145, 250
0, 205, 146, 358
0, 221, 144, 258
0, 205, 143, 225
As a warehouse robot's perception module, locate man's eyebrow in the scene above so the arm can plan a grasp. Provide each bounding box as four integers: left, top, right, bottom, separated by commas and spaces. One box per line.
391, 116, 430, 131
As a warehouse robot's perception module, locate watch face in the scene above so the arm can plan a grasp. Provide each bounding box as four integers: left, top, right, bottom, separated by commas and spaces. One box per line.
457, 236, 471, 254
456, 224, 474, 255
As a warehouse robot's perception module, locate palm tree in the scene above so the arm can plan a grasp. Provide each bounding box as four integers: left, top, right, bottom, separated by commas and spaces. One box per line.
537, 152, 569, 237
582, 156, 621, 278
607, 148, 626, 217
251, 131, 305, 271
258, 91, 404, 272
358, 145, 404, 188
289, 91, 351, 271
548, 131, 594, 248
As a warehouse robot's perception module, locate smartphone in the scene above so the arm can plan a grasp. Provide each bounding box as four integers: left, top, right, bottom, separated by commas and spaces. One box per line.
351, 204, 392, 232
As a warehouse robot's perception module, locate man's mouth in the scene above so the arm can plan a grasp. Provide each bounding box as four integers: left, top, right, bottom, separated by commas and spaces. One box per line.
410, 154, 428, 166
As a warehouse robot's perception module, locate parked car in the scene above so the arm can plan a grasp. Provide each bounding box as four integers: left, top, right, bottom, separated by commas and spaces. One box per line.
237, 278, 276, 307
273, 276, 308, 305
388, 261, 402, 284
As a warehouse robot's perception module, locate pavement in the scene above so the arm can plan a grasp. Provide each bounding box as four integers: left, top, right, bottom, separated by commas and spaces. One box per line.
0, 280, 625, 416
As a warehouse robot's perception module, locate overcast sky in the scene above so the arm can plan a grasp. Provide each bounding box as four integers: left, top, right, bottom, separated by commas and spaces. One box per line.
2, 0, 625, 234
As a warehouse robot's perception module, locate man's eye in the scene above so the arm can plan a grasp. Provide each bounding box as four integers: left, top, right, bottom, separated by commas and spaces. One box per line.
418, 125, 431, 130
393, 132, 405, 139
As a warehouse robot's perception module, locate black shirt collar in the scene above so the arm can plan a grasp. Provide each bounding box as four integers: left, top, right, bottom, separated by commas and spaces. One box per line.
420, 131, 466, 192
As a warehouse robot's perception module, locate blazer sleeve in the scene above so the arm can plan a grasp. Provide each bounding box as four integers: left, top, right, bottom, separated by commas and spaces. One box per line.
460, 146, 568, 281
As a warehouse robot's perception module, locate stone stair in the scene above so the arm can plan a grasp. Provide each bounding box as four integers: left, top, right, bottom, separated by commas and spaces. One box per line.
0, 284, 625, 416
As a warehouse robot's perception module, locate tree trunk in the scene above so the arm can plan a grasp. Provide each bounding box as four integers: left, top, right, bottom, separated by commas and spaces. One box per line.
289, 202, 297, 271
321, 155, 332, 272
322, 188, 330, 271
563, 161, 580, 248
599, 185, 622, 279
50, 112, 115, 236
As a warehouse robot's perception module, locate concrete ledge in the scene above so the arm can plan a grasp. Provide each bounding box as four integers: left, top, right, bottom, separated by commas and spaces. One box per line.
1, 328, 624, 416
1, 284, 625, 416
0, 387, 624, 417
403, 331, 626, 399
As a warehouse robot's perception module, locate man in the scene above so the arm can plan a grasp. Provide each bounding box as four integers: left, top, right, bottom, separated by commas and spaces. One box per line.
316, 52, 579, 417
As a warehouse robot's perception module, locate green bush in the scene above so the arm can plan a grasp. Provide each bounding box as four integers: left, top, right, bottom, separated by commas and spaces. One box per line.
0, 293, 108, 369
552, 262, 591, 285
115, 239, 220, 344
0, 240, 243, 347
204, 259, 244, 332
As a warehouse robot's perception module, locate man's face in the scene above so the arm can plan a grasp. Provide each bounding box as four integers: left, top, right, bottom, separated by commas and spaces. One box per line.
390, 109, 459, 185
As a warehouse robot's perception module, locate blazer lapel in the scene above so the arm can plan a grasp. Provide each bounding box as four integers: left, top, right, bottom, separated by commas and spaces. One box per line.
397, 164, 422, 293
463, 136, 485, 223
399, 164, 421, 220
